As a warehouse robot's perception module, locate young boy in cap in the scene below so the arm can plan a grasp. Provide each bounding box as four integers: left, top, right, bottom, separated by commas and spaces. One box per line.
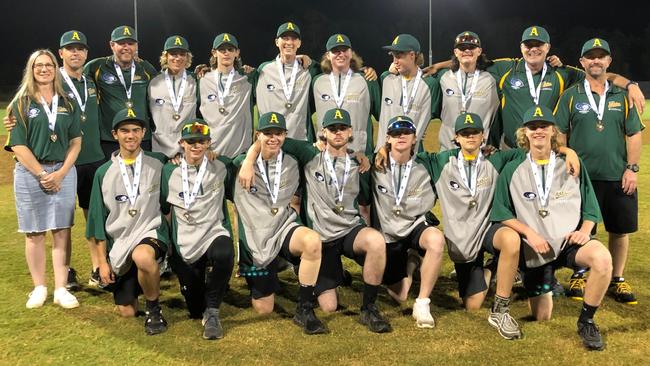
86, 107, 170, 335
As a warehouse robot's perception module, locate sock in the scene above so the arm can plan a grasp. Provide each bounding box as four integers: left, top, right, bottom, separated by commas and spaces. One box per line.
579, 302, 598, 323
146, 299, 160, 311
415, 297, 430, 306
492, 294, 511, 313
298, 284, 316, 307
362, 284, 379, 309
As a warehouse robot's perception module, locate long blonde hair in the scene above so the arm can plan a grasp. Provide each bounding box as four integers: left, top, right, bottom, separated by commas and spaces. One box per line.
7, 49, 70, 123
319, 50, 364, 74
515, 126, 561, 153
159, 50, 193, 70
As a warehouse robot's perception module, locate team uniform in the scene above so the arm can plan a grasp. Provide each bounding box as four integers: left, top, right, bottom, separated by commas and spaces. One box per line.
86, 150, 169, 304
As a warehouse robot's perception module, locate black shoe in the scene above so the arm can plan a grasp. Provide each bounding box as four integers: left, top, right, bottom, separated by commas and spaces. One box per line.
566, 272, 586, 301
202, 308, 224, 340
293, 304, 328, 335
577, 319, 604, 351
144, 306, 168, 335
88, 268, 101, 287
359, 303, 392, 333
608, 279, 638, 305
66, 268, 80, 292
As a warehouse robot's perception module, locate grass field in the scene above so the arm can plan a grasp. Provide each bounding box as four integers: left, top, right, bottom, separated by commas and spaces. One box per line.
1, 113, 650, 365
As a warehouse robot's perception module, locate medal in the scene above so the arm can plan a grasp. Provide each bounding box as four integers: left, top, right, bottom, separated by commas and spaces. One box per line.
275, 56, 299, 112
528, 152, 556, 220
164, 69, 188, 122
257, 151, 283, 213
214, 68, 235, 117
50, 133, 58, 142
538, 209, 549, 218
334, 205, 345, 215
181, 155, 208, 212
469, 199, 477, 208
524, 62, 548, 105
80, 113, 86, 122
389, 156, 413, 216
392, 207, 401, 216
455, 69, 480, 113
324, 150, 351, 213
60, 67, 88, 119
118, 151, 143, 219
270, 207, 279, 215
126, 100, 133, 108
285, 102, 292, 109
40, 94, 59, 143
457, 151, 482, 210
183, 211, 195, 223
328, 68, 352, 109
173, 113, 181, 120
128, 209, 138, 217
400, 68, 422, 114
596, 120, 604, 132
584, 79, 609, 134
218, 107, 227, 115
114, 61, 136, 108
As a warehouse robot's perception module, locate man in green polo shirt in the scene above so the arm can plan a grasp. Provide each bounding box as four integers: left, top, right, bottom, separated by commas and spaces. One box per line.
555, 38, 644, 305
85, 25, 158, 158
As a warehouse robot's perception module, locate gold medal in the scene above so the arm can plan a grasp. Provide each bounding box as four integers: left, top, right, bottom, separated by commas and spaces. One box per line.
80, 113, 86, 122
219, 107, 228, 115
392, 207, 401, 216
173, 113, 181, 121
469, 199, 477, 209
128, 208, 138, 217
270, 207, 279, 215
50, 133, 58, 142
538, 209, 549, 218
183, 211, 194, 223
596, 120, 604, 132
126, 100, 133, 108
334, 205, 345, 215
285, 102, 292, 109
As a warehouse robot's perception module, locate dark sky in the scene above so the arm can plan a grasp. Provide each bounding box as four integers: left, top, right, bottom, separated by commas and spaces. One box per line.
1, 0, 648, 95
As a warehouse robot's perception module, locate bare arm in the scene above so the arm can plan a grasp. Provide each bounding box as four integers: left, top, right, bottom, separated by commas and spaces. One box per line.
622, 132, 642, 194
502, 218, 551, 254
94, 239, 115, 285
40, 137, 82, 192
607, 73, 645, 114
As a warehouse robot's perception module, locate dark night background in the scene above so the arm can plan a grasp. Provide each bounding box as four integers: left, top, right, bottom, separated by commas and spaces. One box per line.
1, 0, 648, 97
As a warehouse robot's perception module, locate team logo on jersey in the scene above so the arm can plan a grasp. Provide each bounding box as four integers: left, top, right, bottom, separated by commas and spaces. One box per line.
88, 88, 96, 96
155, 98, 165, 106
384, 97, 393, 105
115, 194, 129, 202
523, 191, 537, 200
509, 78, 524, 90
320, 94, 331, 101
554, 190, 571, 200
249, 186, 258, 193
314, 171, 325, 182
445, 88, 454, 96
28, 108, 40, 118
575, 102, 591, 114
542, 81, 553, 89
178, 192, 184, 199
377, 185, 388, 194
207, 94, 217, 102
266, 84, 276, 91
449, 180, 460, 190
608, 101, 622, 111
102, 73, 117, 84
57, 106, 68, 114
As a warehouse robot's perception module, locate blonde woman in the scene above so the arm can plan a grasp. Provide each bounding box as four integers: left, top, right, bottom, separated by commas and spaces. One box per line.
4, 49, 82, 309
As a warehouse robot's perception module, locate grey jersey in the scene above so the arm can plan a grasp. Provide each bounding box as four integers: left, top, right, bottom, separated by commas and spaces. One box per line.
148, 71, 198, 157
86, 151, 169, 276
256, 59, 312, 141
199, 70, 254, 158
437, 70, 498, 151
161, 158, 231, 264
233, 153, 300, 268
372, 158, 436, 243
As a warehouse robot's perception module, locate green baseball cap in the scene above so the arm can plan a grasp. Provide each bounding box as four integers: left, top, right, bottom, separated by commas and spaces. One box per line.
257, 112, 288, 131
60, 30, 88, 49
522, 105, 556, 126
276, 22, 301, 38
322, 108, 351, 128
164, 35, 189, 51
181, 119, 211, 140
581, 38, 611, 57
383, 34, 420, 53
111, 25, 137, 42
387, 116, 416, 134
213, 33, 239, 49
454, 31, 481, 48
521, 26, 550, 44
326, 34, 351, 51
112, 107, 147, 130
454, 113, 484, 133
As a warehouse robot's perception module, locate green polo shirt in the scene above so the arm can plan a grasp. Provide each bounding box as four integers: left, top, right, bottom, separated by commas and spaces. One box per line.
63, 75, 104, 165
554, 84, 644, 181
84, 56, 158, 142
487, 59, 584, 148
5, 98, 81, 161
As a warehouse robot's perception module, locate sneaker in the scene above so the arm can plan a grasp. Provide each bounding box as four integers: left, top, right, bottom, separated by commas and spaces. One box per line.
159, 258, 173, 278
26, 285, 47, 309
88, 268, 102, 287
144, 306, 168, 335
293, 303, 328, 335
66, 267, 81, 291
608, 279, 638, 304
202, 308, 224, 340
412, 299, 435, 328
488, 310, 522, 340
577, 319, 604, 351
566, 273, 586, 301
359, 303, 392, 333
53, 287, 80, 309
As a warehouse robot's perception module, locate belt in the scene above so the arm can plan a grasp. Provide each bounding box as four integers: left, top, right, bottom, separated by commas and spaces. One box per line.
39, 160, 62, 165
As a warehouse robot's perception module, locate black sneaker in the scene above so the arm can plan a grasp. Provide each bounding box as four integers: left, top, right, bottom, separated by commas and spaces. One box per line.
293, 303, 328, 335
577, 319, 604, 351
202, 308, 224, 340
359, 304, 392, 333
566, 272, 586, 301
66, 268, 80, 291
88, 268, 101, 287
608, 279, 638, 304
144, 306, 168, 335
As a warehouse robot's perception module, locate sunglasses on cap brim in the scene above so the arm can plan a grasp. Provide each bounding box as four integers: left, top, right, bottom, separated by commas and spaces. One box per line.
387, 120, 416, 133
455, 36, 480, 46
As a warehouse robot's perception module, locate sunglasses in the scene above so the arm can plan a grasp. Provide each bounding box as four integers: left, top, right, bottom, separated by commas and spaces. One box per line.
325, 124, 349, 133
456, 44, 478, 52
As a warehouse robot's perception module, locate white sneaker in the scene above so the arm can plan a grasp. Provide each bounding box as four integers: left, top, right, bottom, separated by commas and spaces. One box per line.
26, 286, 48, 309
412, 298, 435, 328
53, 287, 79, 309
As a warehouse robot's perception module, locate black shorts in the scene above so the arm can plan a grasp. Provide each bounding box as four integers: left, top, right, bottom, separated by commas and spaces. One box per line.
314, 225, 366, 295
108, 237, 166, 305
521, 243, 581, 298
592, 180, 638, 234
243, 226, 301, 300
101, 139, 152, 161
382, 221, 429, 286
454, 223, 501, 299
75, 159, 103, 210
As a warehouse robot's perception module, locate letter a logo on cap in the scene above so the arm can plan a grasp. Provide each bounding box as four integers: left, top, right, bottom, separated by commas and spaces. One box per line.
287, 22, 294, 30
392, 36, 399, 45
593, 38, 602, 47
270, 113, 279, 124
223, 34, 230, 42
530, 27, 538, 36
174, 37, 182, 46
123, 27, 132, 36
464, 114, 475, 125
336, 35, 344, 43
127, 108, 136, 118
533, 107, 544, 117
334, 109, 343, 120
72, 32, 81, 41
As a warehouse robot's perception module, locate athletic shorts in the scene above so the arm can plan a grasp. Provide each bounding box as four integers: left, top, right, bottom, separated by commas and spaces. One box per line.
107, 237, 165, 305
521, 243, 581, 298
244, 226, 301, 299
75, 159, 104, 209
454, 223, 501, 299
382, 221, 429, 286
592, 180, 638, 234
314, 225, 366, 295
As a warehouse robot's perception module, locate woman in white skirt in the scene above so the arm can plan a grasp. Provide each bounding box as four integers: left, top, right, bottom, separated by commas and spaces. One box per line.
5, 49, 82, 309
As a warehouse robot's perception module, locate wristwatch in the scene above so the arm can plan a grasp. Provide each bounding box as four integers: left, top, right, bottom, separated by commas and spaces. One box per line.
626, 164, 639, 172
625, 81, 639, 90
37, 170, 48, 179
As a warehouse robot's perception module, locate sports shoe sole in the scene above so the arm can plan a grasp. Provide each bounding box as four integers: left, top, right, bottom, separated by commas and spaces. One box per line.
54, 298, 79, 309
488, 316, 522, 340
415, 321, 435, 329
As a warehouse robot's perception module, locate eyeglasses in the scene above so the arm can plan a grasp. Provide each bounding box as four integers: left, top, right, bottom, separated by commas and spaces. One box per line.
326, 124, 349, 133
33, 63, 55, 70
456, 44, 478, 52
